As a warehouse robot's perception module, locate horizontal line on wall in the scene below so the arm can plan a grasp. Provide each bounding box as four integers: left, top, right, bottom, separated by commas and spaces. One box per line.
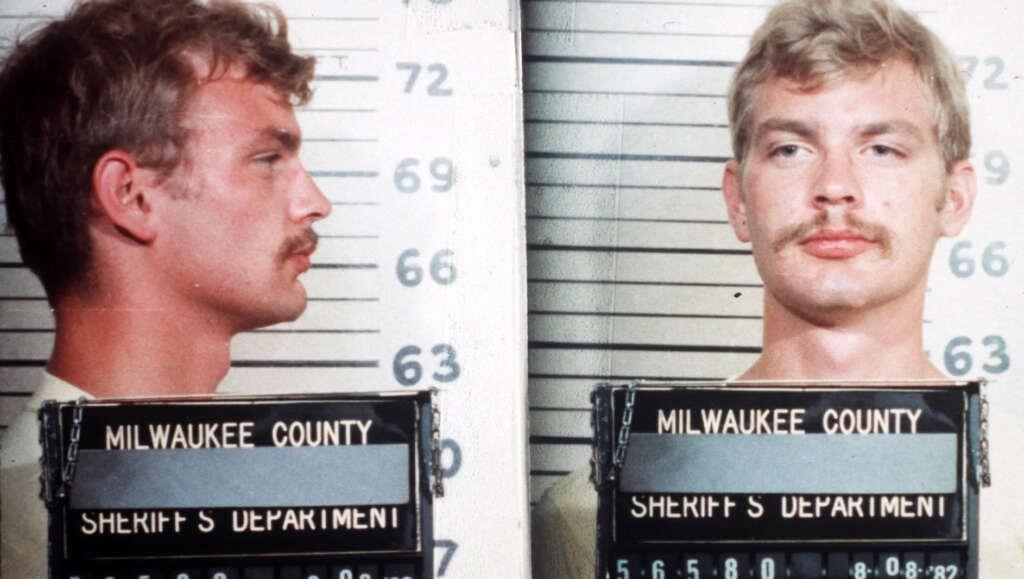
301, 108, 378, 114
529, 311, 762, 320
306, 47, 381, 53
230, 360, 379, 368
525, 0, 768, 6
313, 75, 380, 82
526, 151, 730, 163
524, 27, 749, 39
309, 171, 379, 178
526, 215, 728, 225
529, 341, 762, 353
524, 55, 737, 67
529, 406, 591, 412
248, 329, 381, 334
310, 263, 379, 269
529, 435, 592, 445
288, 16, 379, 22
306, 297, 379, 302
525, 119, 728, 128
529, 469, 572, 476
306, 138, 378, 143
527, 279, 762, 288
526, 182, 720, 191
527, 244, 751, 255
528, 373, 725, 381
526, 89, 726, 98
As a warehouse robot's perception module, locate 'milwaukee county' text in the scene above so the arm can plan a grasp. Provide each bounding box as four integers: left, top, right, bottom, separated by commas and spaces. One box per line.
103, 419, 373, 449
656, 406, 923, 434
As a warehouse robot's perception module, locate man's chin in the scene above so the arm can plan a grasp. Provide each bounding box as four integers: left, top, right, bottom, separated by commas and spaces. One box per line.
233, 292, 308, 332
273, 292, 309, 324
770, 284, 880, 326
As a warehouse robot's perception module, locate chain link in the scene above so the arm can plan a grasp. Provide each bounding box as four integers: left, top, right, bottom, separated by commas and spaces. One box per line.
593, 391, 598, 485
588, 389, 600, 487
58, 397, 86, 500
430, 390, 444, 498
609, 383, 638, 483
979, 386, 991, 488
41, 397, 86, 506
37, 408, 48, 504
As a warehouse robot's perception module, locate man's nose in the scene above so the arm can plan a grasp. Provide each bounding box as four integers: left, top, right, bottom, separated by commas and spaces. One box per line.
812, 152, 862, 209
290, 166, 332, 222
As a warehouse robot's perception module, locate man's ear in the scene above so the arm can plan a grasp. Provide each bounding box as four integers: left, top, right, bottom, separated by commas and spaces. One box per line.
91, 150, 157, 243
722, 160, 751, 242
938, 160, 977, 238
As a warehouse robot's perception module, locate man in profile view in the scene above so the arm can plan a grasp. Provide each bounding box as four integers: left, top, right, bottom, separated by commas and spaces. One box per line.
532, 0, 980, 576
0, 1, 331, 575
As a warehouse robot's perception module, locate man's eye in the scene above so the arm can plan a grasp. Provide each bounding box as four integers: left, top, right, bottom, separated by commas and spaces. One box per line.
869, 144, 897, 156
256, 153, 282, 165
772, 144, 801, 157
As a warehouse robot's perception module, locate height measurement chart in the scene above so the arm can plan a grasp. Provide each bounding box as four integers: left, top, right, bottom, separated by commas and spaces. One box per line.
0, 1, 529, 577
521, 0, 1024, 575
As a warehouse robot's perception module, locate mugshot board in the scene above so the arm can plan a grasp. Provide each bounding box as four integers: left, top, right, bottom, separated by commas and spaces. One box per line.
37, 391, 432, 573
593, 382, 984, 579
521, 1, 1024, 575
39, 392, 436, 578
0, 1, 529, 577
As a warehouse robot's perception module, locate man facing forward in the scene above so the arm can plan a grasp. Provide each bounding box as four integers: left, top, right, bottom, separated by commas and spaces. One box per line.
0, 1, 330, 575
720, 0, 974, 380
532, 0, 977, 576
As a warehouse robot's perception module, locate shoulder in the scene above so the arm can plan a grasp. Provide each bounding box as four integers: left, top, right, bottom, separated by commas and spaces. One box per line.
532, 467, 598, 579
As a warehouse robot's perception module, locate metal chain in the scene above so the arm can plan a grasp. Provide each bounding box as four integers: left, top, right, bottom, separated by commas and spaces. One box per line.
36, 409, 49, 504
609, 383, 638, 483
979, 387, 991, 488
430, 390, 445, 498
588, 389, 600, 487
41, 397, 86, 505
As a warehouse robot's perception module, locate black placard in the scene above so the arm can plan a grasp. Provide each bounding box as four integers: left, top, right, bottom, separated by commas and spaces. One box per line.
613, 388, 966, 543
41, 392, 434, 574
593, 383, 982, 579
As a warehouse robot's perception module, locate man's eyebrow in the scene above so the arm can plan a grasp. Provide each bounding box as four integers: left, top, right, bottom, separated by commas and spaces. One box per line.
857, 120, 925, 141
752, 118, 817, 143
253, 127, 301, 151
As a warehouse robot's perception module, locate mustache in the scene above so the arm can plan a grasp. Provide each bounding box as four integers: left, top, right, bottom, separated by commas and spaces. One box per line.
277, 229, 319, 264
771, 212, 892, 256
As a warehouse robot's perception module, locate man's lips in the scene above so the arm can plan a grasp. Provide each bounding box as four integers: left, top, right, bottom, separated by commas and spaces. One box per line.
279, 229, 319, 271
289, 248, 314, 272
799, 229, 876, 259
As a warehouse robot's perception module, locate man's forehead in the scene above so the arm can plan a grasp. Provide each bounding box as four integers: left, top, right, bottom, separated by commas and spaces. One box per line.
181, 75, 300, 136
748, 59, 937, 134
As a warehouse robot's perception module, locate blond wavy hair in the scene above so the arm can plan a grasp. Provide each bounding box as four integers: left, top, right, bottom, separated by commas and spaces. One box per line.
728, 0, 969, 170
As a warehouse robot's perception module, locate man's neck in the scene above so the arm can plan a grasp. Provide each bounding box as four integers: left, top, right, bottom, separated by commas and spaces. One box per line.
739, 286, 945, 381
48, 291, 232, 398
